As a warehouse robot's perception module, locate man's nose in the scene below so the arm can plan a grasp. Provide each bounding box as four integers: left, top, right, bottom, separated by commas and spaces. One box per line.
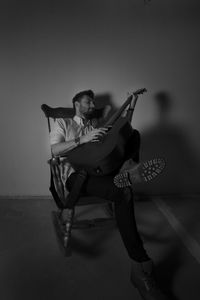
90, 102, 95, 108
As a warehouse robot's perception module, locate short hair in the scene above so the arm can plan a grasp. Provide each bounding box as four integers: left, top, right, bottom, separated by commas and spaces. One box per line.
72, 89, 95, 106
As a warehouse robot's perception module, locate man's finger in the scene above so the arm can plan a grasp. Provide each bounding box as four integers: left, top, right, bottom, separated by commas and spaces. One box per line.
98, 129, 108, 134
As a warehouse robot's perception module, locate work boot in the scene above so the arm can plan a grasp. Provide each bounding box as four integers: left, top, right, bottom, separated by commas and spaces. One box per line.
131, 260, 169, 300
114, 158, 166, 188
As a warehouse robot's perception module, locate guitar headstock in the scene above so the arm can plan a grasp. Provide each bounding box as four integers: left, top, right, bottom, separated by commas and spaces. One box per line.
127, 88, 147, 97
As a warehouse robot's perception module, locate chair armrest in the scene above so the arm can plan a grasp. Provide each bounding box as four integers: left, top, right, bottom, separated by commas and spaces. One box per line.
47, 157, 61, 166
47, 155, 71, 167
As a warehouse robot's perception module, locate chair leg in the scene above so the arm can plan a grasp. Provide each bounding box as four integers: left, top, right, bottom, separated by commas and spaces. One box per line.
63, 208, 74, 253
51, 170, 87, 256
51, 209, 74, 257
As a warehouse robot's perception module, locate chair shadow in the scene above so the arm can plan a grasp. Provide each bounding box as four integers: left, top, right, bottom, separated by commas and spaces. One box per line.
66, 202, 116, 258
71, 225, 116, 259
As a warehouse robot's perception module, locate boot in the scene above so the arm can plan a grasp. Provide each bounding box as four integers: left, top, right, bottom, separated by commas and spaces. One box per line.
131, 259, 169, 300
114, 158, 166, 188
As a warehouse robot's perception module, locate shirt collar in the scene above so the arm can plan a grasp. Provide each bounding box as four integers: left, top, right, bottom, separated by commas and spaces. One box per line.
73, 115, 90, 127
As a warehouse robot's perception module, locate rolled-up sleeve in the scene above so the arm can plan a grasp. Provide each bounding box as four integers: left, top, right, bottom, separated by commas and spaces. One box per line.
50, 119, 66, 145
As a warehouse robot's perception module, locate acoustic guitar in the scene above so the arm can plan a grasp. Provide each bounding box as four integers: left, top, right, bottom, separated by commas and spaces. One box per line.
67, 88, 147, 175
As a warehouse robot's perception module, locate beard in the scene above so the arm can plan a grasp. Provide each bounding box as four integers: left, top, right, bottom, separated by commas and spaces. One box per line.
82, 108, 95, 119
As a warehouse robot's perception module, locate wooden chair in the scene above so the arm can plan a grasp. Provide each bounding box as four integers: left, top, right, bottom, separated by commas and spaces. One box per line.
41, 104, 115, 256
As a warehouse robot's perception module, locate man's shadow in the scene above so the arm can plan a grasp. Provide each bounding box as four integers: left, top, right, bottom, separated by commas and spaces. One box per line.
93, 92, 118, 126
95, 92, 115, 110
136, 91, 200, 195
134, 91, 200, 299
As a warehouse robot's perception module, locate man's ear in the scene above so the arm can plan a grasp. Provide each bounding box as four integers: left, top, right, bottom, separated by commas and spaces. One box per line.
74, 101, 80, 112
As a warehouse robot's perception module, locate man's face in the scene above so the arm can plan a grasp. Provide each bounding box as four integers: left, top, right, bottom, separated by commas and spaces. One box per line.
76, 95, 95, 117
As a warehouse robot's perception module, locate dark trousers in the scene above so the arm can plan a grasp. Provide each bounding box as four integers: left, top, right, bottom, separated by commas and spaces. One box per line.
66, 172, 150, 262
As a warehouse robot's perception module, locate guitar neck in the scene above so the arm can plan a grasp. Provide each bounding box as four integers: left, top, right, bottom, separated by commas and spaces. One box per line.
104, 88, 146, 127
126, 96, 139, 122
104, 95, 133, 126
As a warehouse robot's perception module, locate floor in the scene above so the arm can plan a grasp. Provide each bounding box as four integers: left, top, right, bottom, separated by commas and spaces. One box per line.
0, 195, 200, 300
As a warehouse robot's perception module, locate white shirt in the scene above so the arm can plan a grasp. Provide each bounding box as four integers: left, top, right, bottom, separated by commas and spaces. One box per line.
50, 115, 95, 186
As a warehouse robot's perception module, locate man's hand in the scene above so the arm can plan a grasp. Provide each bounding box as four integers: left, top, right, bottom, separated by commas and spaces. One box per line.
80, 127, 109, 144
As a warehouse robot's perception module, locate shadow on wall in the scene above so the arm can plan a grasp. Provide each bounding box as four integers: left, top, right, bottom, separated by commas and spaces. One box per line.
95, 92, 117, 112
138, 91, 200, 195
95, 93, 115, 110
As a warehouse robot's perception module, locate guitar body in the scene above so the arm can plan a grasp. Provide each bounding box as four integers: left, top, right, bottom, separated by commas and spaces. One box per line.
67, 117, 134, 176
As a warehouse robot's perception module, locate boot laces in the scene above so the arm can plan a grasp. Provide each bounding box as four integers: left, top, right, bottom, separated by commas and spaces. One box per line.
142, 272, 156, 292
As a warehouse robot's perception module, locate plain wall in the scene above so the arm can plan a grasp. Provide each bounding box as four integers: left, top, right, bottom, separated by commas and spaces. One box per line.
1, 0, 200, 196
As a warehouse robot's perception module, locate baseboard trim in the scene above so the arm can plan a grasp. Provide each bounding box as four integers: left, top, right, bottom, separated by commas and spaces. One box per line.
0, 193, 199, 201
0, 195, 53, 200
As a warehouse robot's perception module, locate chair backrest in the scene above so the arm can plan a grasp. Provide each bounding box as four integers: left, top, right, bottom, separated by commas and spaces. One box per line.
41, 104, 74, 119
41, 104, 106, 133
41, 104, 74, 133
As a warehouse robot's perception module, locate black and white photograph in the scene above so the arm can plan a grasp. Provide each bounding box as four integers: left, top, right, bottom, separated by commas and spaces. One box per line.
0, 1, 200, 299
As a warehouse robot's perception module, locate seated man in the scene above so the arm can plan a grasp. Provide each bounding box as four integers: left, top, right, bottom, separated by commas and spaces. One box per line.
50, 90, 168, 300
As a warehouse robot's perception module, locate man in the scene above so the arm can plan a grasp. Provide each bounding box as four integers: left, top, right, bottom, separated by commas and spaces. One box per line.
50, 90, 168, 300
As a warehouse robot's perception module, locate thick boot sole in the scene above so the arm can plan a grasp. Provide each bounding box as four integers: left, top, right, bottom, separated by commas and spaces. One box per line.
114, 158, 166, 188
